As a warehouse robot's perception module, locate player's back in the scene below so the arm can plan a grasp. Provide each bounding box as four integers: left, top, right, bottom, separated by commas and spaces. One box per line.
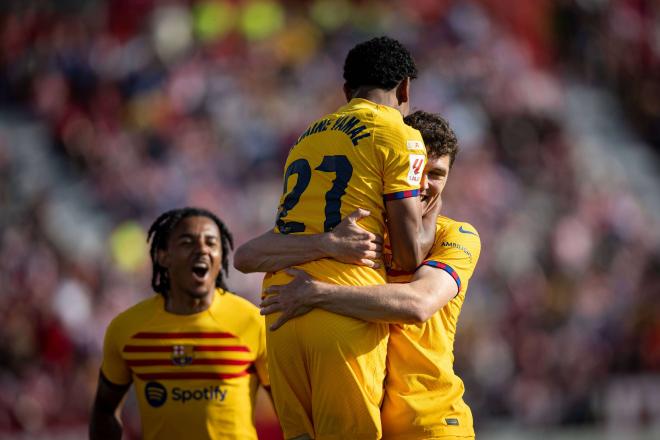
263, 98, 426, 439
265, 97, 426, 289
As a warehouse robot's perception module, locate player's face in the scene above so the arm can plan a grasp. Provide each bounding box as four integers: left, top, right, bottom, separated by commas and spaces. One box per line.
420, 154, 451, 207
161, 216, 223, 299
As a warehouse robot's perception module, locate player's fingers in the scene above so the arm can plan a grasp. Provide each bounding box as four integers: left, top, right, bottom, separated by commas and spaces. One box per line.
364, 241, 383, 252
264, 285, 282, 295
362, 250, 381, 260
259, 296, 279, 308
361, 231, 378, 242
347, 208, 370, 223
359, 258, 381, 269
355, 258, 374, 267
372, 235, 384, 245
260, 303, 282, 316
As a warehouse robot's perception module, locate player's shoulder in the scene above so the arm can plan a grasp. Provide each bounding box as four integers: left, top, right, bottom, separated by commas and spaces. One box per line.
437, 216, 480, 241
217, 289, 261, 319
373, 108, 424, 149
106, 295, 162, 336
431, 216, 482, 266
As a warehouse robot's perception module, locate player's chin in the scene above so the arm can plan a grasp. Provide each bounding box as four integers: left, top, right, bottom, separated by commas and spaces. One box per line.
186, 276, 217, 297
186, 284, 215, 298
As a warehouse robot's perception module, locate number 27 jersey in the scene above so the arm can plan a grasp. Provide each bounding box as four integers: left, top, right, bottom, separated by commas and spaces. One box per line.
266, 98, 426, 288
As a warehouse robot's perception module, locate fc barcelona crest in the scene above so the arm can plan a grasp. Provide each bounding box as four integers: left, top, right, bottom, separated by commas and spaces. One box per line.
171, 345, 194, 366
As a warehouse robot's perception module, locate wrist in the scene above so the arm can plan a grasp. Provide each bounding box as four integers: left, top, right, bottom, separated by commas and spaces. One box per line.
308, 280, 333, 307
317, 231, 337, 259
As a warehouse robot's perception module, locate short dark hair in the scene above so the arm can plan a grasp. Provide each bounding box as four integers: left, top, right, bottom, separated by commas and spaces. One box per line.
404, 111, 459, 167
343, 36, 418, 91
147, 207, 234, 296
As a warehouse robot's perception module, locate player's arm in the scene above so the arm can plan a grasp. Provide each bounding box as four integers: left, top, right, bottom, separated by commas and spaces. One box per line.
89, 373, 131, 440
379, 124, 440, 272
234, 209, 382, 273
386, 192, 441, 272
260, 265, 457, 329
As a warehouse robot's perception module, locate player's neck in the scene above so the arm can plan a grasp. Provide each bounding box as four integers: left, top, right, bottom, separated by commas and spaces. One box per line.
351, 88, 401, 112
165, 289, 215, 315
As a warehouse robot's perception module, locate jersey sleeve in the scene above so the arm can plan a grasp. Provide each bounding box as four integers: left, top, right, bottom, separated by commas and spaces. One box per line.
422, 222, 481, 295
375, 124, 427, 200
100, 317, 132, 386
254, 316, 270, 387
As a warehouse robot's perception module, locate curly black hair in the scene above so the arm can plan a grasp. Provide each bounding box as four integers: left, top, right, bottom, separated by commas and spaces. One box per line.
343, 36, 418, 91
404, 111, 459, 167
147, 207, 234, 296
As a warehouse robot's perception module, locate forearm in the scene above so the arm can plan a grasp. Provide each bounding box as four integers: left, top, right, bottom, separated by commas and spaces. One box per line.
310, 282, 432, 324
234, 231, 328, 273
89, 410, 122, 440
386, 198, 427, 271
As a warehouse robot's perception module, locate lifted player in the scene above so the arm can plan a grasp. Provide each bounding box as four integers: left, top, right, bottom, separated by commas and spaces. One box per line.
236, 37, 439, 439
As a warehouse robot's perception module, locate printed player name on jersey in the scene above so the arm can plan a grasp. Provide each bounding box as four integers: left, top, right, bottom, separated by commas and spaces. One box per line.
295, 116, 371, 147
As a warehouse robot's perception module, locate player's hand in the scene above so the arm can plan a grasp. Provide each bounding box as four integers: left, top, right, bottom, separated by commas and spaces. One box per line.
322, 209, 383, 268
260, 268, 320, 330
422, 193, 442, 218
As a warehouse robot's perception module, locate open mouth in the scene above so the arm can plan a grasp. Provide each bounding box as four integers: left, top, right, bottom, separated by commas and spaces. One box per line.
192, 262, 209, 280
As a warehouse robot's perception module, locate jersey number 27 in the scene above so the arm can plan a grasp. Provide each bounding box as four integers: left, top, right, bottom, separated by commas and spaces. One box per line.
276, 155, 353, 234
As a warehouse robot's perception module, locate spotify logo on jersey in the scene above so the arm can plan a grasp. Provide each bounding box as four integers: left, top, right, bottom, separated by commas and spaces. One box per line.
145, 382, 167, 408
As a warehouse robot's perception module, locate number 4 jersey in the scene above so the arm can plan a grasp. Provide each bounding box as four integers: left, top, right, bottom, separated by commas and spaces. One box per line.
265, 98, 426, 289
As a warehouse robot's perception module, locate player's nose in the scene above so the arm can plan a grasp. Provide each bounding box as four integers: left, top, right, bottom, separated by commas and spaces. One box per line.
420, 174, 429, 192
193, 237, 210, 254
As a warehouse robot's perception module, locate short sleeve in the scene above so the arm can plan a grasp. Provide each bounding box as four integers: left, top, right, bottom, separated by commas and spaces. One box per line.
375, 123, 427, 200
100, 318, 132, 386
254, 316, 270, 387
422, 222, 481, 295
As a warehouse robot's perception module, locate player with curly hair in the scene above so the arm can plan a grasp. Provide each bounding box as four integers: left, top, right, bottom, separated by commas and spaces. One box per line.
235, 37, 439, 439
90, 208, 270, 440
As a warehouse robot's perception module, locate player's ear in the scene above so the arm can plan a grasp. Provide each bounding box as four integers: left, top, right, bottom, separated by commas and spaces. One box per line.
343, 83, 353, 102
157, 248, 170, 268
395, 77, 410, 105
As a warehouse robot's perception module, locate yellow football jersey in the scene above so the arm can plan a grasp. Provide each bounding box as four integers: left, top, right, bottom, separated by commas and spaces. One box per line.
101, 289, 268, 440
265, 97, 426, 290
263, 98, 426, 439
381, 216, 481, 439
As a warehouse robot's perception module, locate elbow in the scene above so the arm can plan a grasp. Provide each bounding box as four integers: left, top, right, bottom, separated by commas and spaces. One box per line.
394, 248, 425, 273
408, 293, 437, 323
408, 305, 432, 324
233, 246, 254, 273
399, 307, 429, 324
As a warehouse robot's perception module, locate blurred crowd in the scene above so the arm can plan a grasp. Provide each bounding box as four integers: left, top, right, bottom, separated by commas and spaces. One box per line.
0, 0, 659, 437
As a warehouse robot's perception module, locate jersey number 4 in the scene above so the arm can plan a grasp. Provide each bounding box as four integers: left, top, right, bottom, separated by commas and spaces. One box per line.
276, 155, 353, 234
